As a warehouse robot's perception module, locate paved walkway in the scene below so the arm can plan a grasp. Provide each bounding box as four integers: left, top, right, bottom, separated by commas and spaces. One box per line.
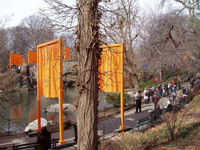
0, 102, 155, 149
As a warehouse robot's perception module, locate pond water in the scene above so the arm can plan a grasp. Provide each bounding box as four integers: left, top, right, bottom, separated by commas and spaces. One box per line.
0, 88, 108, 132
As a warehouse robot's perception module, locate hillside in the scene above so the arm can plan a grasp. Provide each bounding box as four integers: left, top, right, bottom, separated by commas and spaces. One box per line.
99, 87, 200, 150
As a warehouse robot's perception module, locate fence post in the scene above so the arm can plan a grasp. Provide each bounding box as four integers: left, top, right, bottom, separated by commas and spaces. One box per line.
8, 119, 10, 136
103, 124, 105, 140
12, 143, 15, 150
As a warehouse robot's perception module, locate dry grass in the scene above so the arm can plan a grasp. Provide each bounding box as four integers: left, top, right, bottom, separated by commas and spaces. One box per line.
99, 92, 200, 150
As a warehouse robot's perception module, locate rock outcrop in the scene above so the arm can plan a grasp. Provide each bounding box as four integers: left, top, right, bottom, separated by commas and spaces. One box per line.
25, 118, 48, 132
45, 103, 76, 113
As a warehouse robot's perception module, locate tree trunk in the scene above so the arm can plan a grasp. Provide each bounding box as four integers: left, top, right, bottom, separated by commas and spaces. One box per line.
159, 55, 163, 81
76, 0, 100, 150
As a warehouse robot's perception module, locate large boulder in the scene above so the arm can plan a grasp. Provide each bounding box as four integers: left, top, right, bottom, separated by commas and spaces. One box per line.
21, 64, 29, 76
46, 104, 76, 113
25, 118, 48, 132
29, 65, 37, 80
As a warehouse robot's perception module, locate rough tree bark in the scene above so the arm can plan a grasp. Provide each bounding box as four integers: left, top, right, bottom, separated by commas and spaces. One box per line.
76, 0, 100, 150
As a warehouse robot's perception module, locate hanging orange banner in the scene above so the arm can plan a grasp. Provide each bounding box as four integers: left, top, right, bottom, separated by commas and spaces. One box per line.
99, 44, 124, 92
99, 43, 125, 130
64, 46, 70, 60
9, 53, 22, 66
28, 51, 37, 64
37, 39, 63, 98
37, 38, 66, 145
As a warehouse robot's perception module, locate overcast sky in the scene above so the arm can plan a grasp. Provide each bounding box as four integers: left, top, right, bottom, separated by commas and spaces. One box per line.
0, 0, 180, 27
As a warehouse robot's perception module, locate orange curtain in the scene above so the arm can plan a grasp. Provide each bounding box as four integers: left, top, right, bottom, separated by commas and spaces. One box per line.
37, 39, 63, 98
28, 51, 37, 64
10, 105, 22, 121
99, 44, 124, 92
37, 38, 66, 144
9, 53, 22, 66
64, 46, 70, 60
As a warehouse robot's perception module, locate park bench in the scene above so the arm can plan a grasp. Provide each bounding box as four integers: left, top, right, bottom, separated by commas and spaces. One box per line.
0, 147, 7, 149
132, 116, 152, 132
12, 138, 59, 150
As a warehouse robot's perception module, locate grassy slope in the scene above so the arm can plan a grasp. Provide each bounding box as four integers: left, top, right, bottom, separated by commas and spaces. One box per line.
99, 88, 200, 150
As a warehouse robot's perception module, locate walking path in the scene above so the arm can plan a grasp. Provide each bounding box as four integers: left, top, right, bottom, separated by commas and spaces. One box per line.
0, 102, 157, 149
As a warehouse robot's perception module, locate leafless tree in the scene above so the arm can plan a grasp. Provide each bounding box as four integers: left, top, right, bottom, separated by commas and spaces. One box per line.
160, 0, 200, 20
20, 14, 55, 51
139, 12, 192, 80
41, 0, 77, 33
8, 26, 30, 54
0, 16, 11, 72
42, 0, 101, 149
8, 14, 55, 55
76, 0, 101, 149
40, 0, 78, 58
100, 0, 141, 87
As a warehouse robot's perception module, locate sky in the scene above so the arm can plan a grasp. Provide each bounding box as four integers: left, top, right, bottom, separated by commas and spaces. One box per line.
0, 0, 181, 28
0, 0, 46, 27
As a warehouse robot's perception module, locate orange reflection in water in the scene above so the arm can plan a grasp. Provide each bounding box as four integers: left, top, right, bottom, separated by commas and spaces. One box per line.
10, 105, 22, 121
28, 107, 38, 122
47, 114, 55, 121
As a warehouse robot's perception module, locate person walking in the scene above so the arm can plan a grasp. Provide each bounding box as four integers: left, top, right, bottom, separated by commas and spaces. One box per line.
135, 90, 142, 113
153, 89, 159, 110
149, 88, 154, 102
172, 85, 177, 103
143, 88, 149, 104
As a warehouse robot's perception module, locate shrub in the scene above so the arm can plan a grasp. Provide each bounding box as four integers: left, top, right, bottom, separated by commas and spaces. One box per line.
105, 92, 131, 106
138, 80, 157, 90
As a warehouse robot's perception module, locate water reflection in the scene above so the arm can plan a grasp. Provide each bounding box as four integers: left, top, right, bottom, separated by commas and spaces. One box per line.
0, 87, 77, 132
0, 88, 108, 132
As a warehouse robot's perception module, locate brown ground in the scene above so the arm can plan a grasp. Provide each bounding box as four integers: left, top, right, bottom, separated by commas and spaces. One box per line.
99, 87, 200, 150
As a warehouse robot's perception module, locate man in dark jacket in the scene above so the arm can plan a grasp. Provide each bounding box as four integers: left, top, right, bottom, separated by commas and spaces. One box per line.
37, 127, 51, 150
135, 90, 142, 113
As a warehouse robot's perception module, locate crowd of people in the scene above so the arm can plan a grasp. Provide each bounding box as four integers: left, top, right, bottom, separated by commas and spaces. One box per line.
134, 77, 190, 115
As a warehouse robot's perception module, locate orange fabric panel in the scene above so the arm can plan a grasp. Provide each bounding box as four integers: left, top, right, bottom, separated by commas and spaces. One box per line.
28, 51, 37, 64
99, 44, 124, 92
9, 53, 22, 66
37, 39, 63, 98
64, 46, 70, 60
10, 105, 22, 121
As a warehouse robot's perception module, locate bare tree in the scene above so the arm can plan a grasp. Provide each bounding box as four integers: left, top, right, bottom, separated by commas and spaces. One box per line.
76, 0, 101, 149
100, 0, 141, 87
41, 0, 77, 33
161, 0, 200, 20
8, 26, 30, 54
139, 13, 192, 80
8, 14, 55, 55
42, 0, 101, 149
0, 16, 11, 72
20, 14, 55, 51
40, 0, 78, 58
